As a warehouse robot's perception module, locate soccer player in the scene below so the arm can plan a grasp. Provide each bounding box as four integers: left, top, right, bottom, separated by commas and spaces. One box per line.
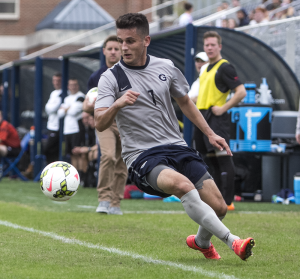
94, 13, 255, 261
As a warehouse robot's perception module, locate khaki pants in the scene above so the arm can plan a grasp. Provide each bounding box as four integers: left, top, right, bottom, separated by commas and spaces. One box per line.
96, 121, 127, 207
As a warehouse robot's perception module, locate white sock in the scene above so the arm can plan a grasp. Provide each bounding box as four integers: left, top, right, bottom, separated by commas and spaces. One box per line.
222, 232, 240, 250
181, 189, 230, 240
195, 216, 225, 249
181, 189, 239, 250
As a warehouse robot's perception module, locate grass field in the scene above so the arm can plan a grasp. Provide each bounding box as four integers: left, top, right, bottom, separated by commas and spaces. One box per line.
0, 178, 299, 279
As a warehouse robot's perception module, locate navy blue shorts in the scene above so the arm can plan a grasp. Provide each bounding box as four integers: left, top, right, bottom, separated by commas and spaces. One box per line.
128, 145, 208, 198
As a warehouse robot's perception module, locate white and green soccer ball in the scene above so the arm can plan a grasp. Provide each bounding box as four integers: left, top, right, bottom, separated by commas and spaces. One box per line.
86, 87, 98, 104
40, 161, 80, 201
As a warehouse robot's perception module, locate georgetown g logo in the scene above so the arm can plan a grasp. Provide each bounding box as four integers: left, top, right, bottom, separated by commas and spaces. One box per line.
159, 74, 167, 81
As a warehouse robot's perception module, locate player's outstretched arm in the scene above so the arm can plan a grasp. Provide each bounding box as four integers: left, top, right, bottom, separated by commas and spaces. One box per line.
94, 90, 140, 132
174, 94, 232, 156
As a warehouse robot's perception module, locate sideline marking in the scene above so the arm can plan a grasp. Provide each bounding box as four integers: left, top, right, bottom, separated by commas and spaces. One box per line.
0, 220, 238, 279
124, 210, 186, 214
76, 206, 287, 215
77, 205, 96, 209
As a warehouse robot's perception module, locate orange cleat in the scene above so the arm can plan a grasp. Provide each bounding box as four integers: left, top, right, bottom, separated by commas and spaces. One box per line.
227, 202, 235, 211
232, 237, 255, 261
186, 235, 221, 260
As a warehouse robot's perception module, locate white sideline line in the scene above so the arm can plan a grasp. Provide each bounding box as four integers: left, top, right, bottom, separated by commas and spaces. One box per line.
124, 210, 186, 214
76, 206, 287, 215
77, 205, 96, 209
0, 220, 238, 279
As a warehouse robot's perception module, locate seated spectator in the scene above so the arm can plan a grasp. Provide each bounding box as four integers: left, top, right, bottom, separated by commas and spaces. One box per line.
231, 0, 241, 7
228, 18, 237, 28
236, 9, 250, 26
215, 5, 227, 27
81, 112, 95, 147
0, 110, 21, 159
178, 2, 193, 26
272, 9, 287, 20
282, 0, 295, 18
222, 1, 230, 9
221, 18, 229, 28
250, 7, 269, 24
72, 114, 98, 187
248, 9, 255, 22
266, 0, 282, 11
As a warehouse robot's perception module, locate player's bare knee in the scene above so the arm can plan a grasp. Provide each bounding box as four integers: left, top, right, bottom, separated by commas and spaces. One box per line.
174, 180, 195, 197
216, 201, 227, 217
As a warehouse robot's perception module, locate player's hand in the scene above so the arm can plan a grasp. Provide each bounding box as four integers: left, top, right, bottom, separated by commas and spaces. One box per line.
208, 134, 232, 156
83, 97, 95, 114
211, 106, 225, 116
116, 90, 140, 108
296, 134, 300, 144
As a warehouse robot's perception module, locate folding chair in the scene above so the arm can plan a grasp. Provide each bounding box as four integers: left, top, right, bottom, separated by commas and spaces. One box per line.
0, 132, 31, 181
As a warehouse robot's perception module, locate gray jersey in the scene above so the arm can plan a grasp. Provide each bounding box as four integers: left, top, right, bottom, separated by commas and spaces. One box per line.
95, 55, 189, 168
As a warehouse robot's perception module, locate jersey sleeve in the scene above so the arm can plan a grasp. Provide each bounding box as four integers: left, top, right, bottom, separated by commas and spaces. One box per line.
95, 74, 116, 109
219, 63, 242, 90
170, 66, 189, 98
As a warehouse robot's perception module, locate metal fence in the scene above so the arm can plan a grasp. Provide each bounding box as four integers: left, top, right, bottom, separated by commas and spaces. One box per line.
236, 16, 300, 83
0, 0, 264, 71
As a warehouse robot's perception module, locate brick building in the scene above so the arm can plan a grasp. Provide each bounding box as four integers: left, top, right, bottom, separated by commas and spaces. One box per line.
0, 0, 155, 64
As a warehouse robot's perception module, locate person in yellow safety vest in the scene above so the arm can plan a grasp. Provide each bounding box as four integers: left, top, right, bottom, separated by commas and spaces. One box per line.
193, 31, 246, 211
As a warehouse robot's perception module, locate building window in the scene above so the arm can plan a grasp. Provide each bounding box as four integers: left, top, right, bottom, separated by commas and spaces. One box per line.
0, 0, 20, 20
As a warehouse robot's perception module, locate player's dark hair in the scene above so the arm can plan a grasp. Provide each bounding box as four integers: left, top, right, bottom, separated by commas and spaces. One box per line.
53, 72, 61, 78
203, 31, 222, 45
184, 2, 193, 11
103, 35, 118, 48
116, 13, 149, 37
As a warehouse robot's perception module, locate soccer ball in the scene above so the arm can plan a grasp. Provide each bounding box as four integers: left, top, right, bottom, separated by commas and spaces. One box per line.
86, 87, 98, 104
40, 161, 80, 201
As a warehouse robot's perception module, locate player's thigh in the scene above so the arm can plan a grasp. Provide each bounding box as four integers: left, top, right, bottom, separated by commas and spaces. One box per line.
198, 179, 227, 216
157, 168, 195, 198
